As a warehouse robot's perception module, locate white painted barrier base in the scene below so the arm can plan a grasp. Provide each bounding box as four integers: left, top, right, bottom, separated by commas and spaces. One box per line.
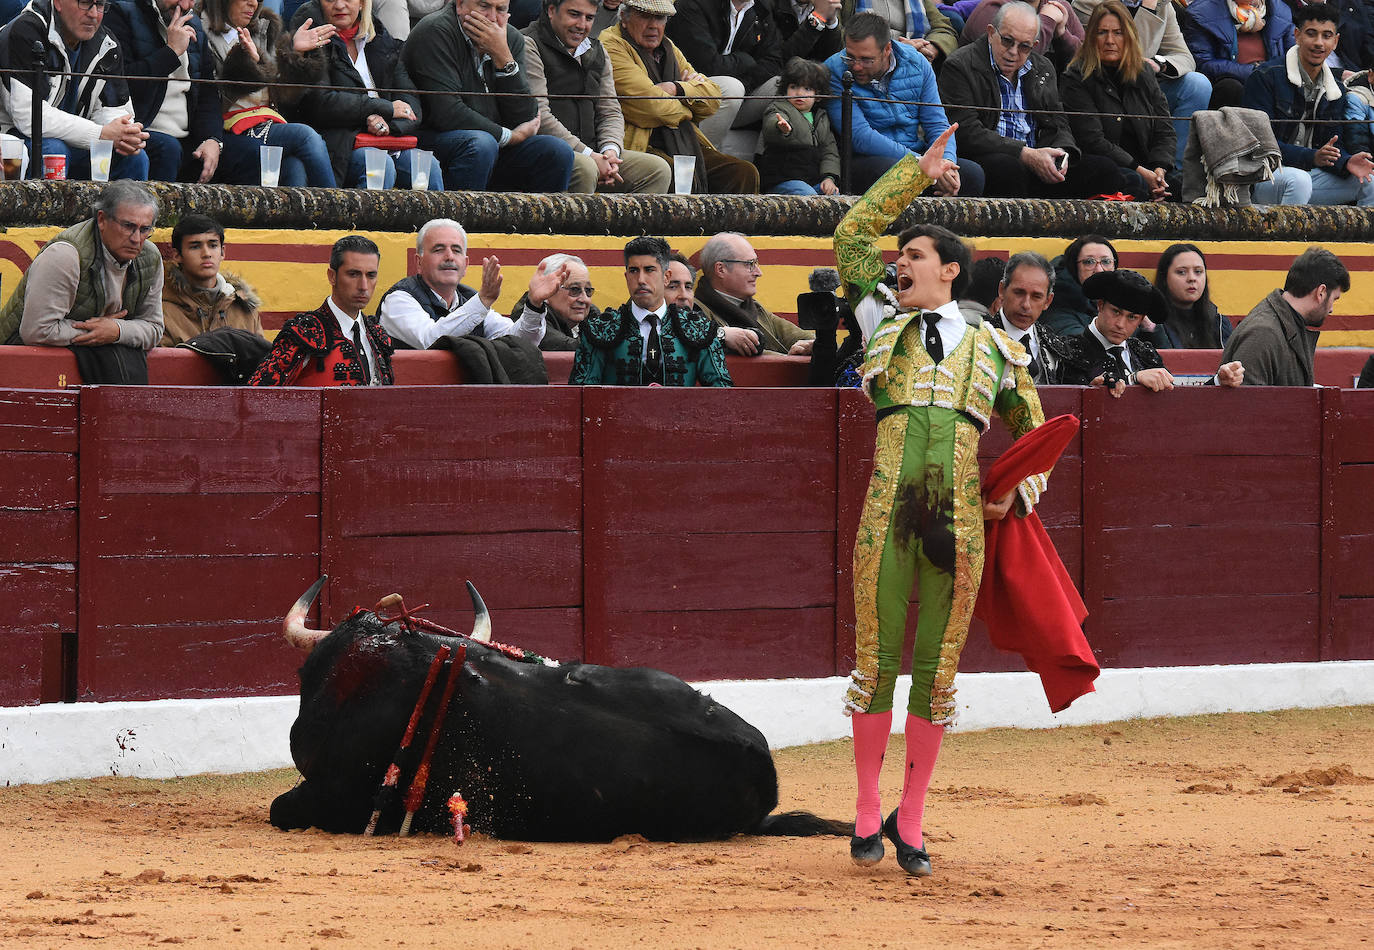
3, 661, 1373, 786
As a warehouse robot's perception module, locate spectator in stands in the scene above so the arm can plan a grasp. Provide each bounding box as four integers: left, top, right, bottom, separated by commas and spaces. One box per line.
523, 0, 672, 193
957, 254, 1003, 324
1060, 268, 1173, 391
961, 0, 1082, 72
694, 231, 815, 355
0, 0, 150, 180
758, 57, 839, 195
404, 0, 575, 191
379, 217, 560, 349
0, 181, 163, 385
1059, 0, 1177, 202
569, 235, 732, 385
285, 0, 443, 189
665, 249, 697, 307
840, 0, 959, 69
106, 0, 221, 183
1220, 245, 1348, 385
250, 234, 393, 385
986, 251, 1074, 383
824, 13, 984, 194
938, 1, 1123, 198
1149, 243, 1233, 349
160, 213, 265, 345
600, 0, 760, 192
768, 0, 843, 67
1296, 0, 1374, 82
202, 0, 337, 186
1180, 0, 1293, 108
507, 251, 595, 350
1357, 353, 1373, 387
1072, 0, 1209, 171
1041, 233, 1115, 335
1242, 3, 1374, 207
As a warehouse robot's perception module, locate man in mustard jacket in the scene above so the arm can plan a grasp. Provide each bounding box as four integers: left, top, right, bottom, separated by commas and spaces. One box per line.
599, 0, 758, 193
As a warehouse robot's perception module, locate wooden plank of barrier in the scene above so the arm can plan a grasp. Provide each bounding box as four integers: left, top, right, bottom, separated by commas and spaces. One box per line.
77, 388, 322, 701
1328, 389, 1374, 659
583, 388, 837, 680
834, 388, 874, 677
0, 390, 78, 705
321, 387, 584, 660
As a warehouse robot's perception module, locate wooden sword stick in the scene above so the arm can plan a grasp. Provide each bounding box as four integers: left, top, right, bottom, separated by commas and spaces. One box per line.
364, 644, 451, 836
399, 645, 466, 837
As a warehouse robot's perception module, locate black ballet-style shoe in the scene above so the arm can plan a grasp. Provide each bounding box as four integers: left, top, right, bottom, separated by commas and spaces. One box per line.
850, 827, 884, 866
882, 809, 933, 877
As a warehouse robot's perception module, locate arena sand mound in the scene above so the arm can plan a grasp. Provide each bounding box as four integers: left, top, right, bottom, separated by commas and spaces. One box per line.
2, 706, 1371, 949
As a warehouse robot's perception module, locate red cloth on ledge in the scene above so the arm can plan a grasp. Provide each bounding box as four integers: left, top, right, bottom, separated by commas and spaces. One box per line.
973, 414, 1099, 713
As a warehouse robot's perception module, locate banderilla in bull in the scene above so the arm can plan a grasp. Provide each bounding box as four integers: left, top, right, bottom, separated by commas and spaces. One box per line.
364, 643, 453, 837
399, 644, 467, 837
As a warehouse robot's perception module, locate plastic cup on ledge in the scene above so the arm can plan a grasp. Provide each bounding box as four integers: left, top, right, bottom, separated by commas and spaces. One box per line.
0, 137, 23, 180
364, 148, 386, 190
672, 154, 695, 195
90, 140, 113, 182
411, 149, 432, 191
259, 145, 282, 187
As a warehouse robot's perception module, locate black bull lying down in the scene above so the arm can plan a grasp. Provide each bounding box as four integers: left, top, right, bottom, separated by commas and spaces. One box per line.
270, 578, 848, 841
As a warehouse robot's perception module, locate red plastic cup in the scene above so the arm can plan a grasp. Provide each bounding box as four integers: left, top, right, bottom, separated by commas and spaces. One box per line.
42, 154, 66, 180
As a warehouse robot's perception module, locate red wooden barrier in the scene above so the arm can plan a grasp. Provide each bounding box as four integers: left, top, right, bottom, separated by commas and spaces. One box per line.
319, 387, 584, 660
76, 388, 322, 701
1328, 388, 1374, 659
0, 391, 78, 705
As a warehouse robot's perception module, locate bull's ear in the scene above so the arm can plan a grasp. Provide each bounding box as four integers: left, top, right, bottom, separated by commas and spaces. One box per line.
466, 580, 491, 643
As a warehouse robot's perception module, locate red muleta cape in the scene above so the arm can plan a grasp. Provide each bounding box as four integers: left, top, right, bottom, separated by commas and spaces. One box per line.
973, 414, 1100, 712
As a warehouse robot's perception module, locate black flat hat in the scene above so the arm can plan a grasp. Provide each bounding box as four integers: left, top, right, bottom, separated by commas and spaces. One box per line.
1082, 270, 1168, 323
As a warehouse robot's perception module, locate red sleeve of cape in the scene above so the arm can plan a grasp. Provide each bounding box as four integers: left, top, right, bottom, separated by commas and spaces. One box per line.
973, 414, 1100, 713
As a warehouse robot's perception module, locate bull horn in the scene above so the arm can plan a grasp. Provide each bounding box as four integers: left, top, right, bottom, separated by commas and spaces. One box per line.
466, 581, 491, 643
283, 576, 330, 651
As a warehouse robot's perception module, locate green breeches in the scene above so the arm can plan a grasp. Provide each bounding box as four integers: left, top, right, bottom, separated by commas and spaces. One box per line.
845, 406, 986, 724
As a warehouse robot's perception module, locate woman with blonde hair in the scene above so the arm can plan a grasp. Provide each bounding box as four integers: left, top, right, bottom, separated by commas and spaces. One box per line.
284, 0, 442, 188
1059, 0, 1177, 201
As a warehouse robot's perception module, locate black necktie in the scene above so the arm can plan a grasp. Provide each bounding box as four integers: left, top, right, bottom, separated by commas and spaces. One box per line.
1107, 344, 1128, 379
644, 313, 663, 384
1026, 340, 1041, 380
352, 321, 371, 385
923, 312, 943, 364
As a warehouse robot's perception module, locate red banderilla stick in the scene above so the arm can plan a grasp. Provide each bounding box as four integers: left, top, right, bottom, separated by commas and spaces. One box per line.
364, 644, 452, 836
399, 645, 466, 837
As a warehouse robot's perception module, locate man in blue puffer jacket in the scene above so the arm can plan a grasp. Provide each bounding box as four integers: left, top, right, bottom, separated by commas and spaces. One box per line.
824, 11, 984, 195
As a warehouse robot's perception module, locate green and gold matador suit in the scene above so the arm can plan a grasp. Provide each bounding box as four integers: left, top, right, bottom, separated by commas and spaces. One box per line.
838, 154, 1048, 726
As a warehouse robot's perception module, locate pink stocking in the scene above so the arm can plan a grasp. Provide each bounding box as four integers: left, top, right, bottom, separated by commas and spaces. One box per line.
851, 710, 892, 838
897, 713, 944, 847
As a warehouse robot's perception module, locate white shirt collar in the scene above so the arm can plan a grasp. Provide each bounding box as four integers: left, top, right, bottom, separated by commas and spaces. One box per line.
630, 300, 669, 324
1088, 320, 1132, 370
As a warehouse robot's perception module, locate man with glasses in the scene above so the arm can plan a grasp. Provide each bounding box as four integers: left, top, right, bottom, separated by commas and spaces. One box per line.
694, 231, 814, 355
379, 217, 562, 350
0, 181, 163, 382
508, 252, 597, 350
938, 0, 1121, 198
824, 12, 983, 195
0, 0, 150, 180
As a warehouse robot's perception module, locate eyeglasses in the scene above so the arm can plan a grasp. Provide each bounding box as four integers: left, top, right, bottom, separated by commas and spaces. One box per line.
996, 32, 1034, 55
721, 259, 761, 272
1080, 257, 1114, 269
562, 284, 594, 298
75, 0, 109, 10
841, 52, 882, 67
109, 216, 154, 238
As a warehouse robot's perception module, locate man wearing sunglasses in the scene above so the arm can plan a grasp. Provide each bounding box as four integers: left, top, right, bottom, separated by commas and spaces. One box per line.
938, 0, 1121, 198
0, 0, 150, 181
0, 181, 163, 382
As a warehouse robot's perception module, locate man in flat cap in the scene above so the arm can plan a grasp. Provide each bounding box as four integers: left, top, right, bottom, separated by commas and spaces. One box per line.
599, 0, 760, 193
1064, 269, 1242, 393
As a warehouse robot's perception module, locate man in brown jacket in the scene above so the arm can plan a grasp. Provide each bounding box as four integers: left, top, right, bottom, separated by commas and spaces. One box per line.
160, 213, 265, 347
599, 0, 758, 193
694, 231, 813, 355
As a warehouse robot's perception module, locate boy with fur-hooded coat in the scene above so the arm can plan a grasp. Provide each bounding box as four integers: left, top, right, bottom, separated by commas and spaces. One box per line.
159, 259, 265, 346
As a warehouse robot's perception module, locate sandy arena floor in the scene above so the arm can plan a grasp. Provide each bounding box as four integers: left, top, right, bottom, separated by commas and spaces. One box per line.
2, 706, 1372, 949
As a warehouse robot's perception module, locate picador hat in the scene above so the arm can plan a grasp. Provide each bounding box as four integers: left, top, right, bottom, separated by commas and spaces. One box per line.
621, 0, 676, 14
1082, 269, 1168, 323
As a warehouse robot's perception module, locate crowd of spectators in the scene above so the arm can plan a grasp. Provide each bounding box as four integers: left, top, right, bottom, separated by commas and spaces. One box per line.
4, 0, 1374, 205
3, 180, 1365, 392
